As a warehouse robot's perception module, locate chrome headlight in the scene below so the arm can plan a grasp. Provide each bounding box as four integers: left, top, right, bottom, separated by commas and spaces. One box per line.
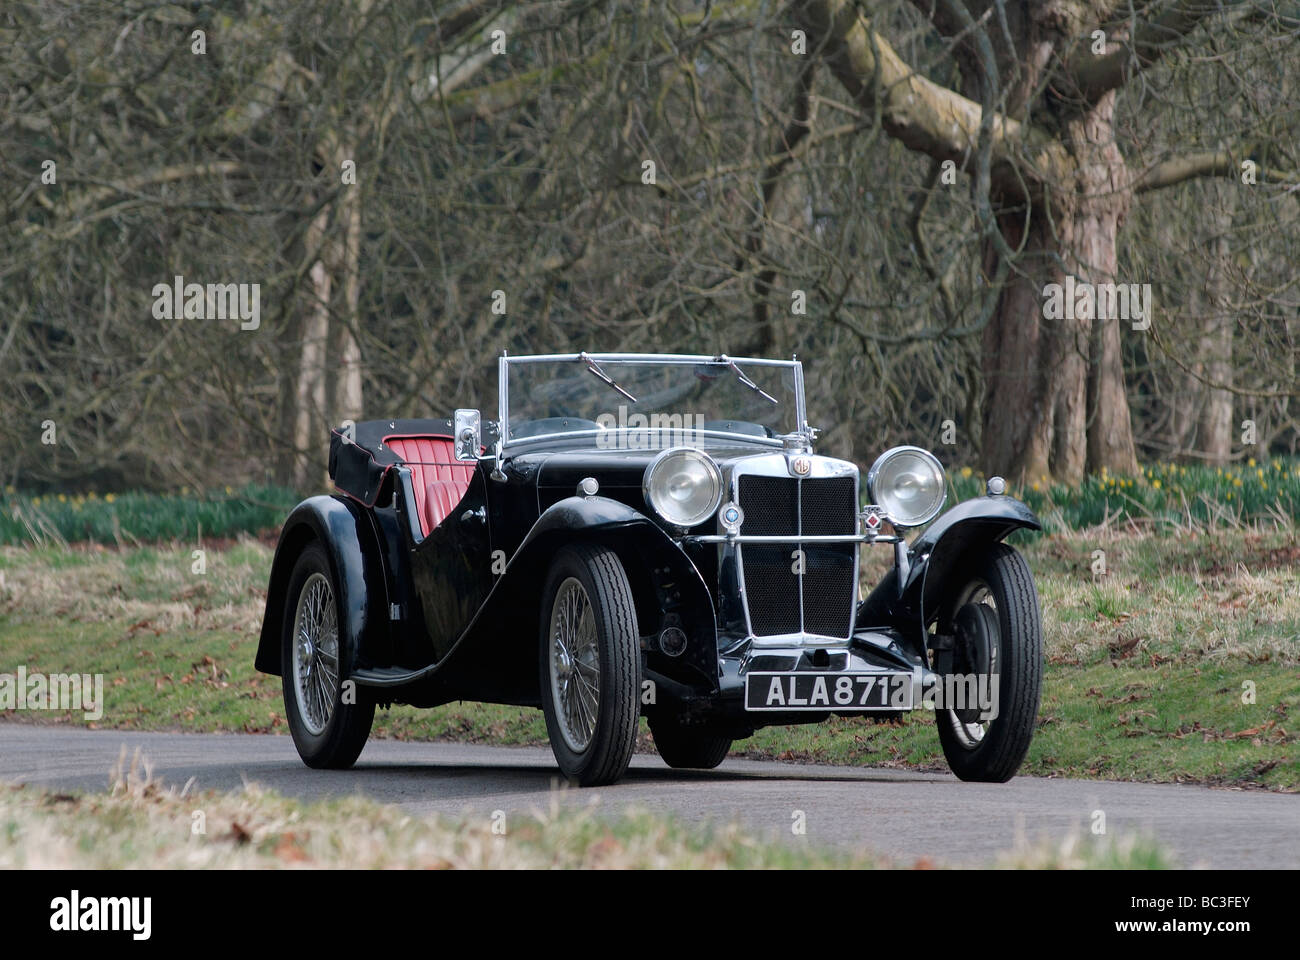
867, 446, 946, 528
643, 447, 723, 528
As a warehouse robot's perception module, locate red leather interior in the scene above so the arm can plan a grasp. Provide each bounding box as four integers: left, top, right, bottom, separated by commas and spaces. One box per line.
384, 435, 475, 536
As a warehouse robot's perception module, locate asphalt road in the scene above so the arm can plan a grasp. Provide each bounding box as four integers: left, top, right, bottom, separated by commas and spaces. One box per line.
2, 725, 1296, 867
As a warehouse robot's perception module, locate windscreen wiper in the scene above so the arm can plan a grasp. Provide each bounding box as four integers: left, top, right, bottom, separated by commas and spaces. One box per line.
579, 352, 638, 402
715, 354, 778, 405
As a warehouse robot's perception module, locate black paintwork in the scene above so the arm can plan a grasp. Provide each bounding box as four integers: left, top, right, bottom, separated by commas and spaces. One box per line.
256, 419, 1040, 726
407, 467, 495, 662
255, 495, 387, 675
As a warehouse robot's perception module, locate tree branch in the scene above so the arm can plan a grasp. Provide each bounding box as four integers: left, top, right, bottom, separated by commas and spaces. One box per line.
790, 0, 1067, 196
216, 49, 300, 139
1133, 149, 1295, 193
434, 0, 510, 45
21, 162, 249, 238
1070, 0, 1246, 101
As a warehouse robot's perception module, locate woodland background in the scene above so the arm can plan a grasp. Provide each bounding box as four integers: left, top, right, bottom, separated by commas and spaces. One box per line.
3, 0, 1299, 493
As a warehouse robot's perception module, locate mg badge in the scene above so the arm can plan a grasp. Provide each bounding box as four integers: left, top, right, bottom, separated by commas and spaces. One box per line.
791, 456, 811, 476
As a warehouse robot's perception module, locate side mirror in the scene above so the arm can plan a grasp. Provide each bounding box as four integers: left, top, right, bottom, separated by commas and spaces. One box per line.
453, 409, 481, 461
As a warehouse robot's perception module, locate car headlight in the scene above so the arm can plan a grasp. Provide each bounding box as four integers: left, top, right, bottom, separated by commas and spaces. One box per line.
643, 447, 723, 528
867, 446, 946, 528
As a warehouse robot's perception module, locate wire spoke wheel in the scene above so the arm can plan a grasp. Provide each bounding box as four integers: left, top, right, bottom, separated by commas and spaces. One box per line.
538, 545, 639, 786
280, 542, 374, 770
292, 572, 340, 736
548, 577, 600, 753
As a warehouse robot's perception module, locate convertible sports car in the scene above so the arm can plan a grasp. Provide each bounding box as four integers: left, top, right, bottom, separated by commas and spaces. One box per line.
256, 352, 1043, 785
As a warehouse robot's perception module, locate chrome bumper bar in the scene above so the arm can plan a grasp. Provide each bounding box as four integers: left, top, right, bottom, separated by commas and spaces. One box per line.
682, 532, 902, 545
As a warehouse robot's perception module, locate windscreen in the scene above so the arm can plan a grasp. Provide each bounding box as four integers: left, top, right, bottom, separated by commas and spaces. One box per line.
504, 358, 801, 445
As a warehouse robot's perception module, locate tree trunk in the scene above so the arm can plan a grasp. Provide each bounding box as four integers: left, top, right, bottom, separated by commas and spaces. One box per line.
329, 142, 364, 426
292, 208, 333, 490
1074, 94, 1138, 477
980, 89, 1138, 483
979, 215, 1056, 486
1194, 184, 1234, 464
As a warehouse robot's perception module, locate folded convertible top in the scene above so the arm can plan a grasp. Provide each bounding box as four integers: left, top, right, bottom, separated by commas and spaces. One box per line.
328, 417, 455, 506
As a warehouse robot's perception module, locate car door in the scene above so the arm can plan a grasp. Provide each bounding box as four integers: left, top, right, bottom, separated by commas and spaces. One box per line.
407, 462, 496, 662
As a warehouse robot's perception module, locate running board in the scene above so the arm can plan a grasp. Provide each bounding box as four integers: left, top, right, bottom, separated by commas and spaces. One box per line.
351, 664, 438, 688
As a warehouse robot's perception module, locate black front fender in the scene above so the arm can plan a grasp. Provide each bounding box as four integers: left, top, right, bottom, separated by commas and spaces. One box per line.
499, 496, 717, 671
859, 495, 1040, 639
255, 495, 386, 676
909, 495, 1041, 627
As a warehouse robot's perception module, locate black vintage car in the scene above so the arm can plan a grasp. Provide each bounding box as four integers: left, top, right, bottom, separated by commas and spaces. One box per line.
256, 353, 1043, 785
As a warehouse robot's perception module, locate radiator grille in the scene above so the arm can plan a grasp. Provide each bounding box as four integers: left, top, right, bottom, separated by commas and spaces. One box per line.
737, 473, 857, 638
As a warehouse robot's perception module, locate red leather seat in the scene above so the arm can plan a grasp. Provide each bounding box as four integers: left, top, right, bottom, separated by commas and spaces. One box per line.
384, 436, 476, 536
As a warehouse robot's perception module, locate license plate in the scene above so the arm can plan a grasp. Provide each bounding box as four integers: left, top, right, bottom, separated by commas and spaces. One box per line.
744, 671, 914, 711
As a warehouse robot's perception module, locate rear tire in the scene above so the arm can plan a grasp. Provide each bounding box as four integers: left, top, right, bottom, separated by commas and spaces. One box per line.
281, 541, 374, 769
539, 544, 640, 786
936, 543, 1041, 783
649, 717, 731, 770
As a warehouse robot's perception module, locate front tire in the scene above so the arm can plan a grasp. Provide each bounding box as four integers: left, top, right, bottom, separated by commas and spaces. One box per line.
539, 544, 640, 786
936, 543, 1042, 783
649, 717, 731, 770
281, 541, 374, 769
